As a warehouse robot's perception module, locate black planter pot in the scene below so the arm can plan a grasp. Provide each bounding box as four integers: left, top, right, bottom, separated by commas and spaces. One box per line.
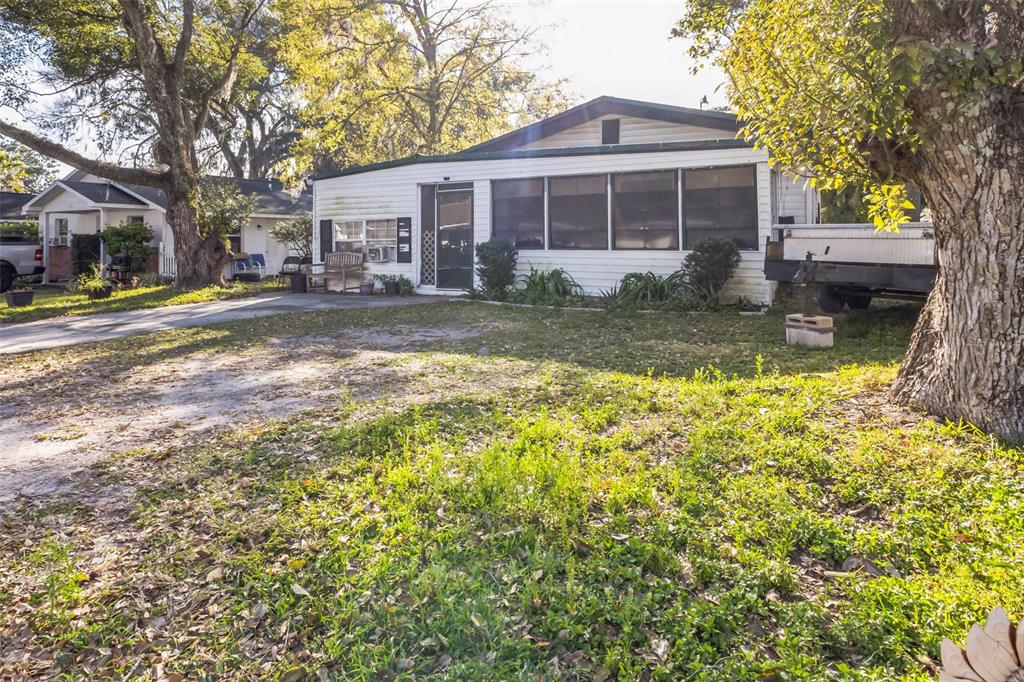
4, 290, 34, 307
290, 272, 307, 293
86, 286, 114, 300
383, 281, 400, 296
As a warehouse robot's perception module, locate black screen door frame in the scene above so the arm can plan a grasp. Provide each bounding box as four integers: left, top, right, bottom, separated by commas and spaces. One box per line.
433, 183, 474, 290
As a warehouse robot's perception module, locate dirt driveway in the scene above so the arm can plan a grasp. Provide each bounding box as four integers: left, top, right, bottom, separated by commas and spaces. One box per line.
0, 303, 524, 504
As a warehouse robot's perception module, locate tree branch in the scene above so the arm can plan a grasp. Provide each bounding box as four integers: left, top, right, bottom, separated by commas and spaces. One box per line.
0, 120, 167, 187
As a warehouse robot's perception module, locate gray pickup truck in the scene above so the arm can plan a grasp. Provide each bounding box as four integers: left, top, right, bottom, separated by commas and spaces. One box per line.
0, 237, 44, 292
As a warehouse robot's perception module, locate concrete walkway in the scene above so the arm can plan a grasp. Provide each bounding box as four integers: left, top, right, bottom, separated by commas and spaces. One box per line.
0, 293, 442, 354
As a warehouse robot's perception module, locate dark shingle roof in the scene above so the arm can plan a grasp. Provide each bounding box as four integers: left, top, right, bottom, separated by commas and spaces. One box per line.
0, 192, 35, 219
62, 181, 147, 205
118, 177, 311, 216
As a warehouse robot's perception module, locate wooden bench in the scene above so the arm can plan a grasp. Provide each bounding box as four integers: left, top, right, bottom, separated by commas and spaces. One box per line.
322, 251, 363, 293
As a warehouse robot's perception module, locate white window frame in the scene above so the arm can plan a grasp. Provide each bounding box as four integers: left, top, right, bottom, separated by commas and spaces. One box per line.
53, 217, 69, 246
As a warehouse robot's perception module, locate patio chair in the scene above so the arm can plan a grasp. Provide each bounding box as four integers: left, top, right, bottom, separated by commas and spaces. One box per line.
279, 256, 302, 276
278, 255, 302, 287
231, 252, 261, 282
249, 253, 268, 278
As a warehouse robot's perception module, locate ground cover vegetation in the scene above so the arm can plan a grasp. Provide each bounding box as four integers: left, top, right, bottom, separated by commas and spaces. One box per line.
0, 280, 279, 324
1, 302, 1022, 680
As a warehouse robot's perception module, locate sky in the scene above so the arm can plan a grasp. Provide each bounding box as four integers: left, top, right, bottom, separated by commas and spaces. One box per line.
498, 0, 730, 110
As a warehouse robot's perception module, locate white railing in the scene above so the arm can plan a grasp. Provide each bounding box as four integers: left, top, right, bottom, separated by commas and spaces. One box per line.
158, 242, 176, 277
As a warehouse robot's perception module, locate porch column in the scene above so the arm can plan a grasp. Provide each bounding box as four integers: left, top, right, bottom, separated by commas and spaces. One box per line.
40, 211, 49, 284
98, 208, 107, 267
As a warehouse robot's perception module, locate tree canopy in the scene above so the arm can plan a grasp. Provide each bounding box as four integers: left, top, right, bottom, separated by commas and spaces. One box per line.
676, 0, 1022, 228
281, 0, 571, 175
0, 139, 57, 192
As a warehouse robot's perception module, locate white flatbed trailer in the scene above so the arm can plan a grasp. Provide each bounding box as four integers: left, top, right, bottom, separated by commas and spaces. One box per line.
765, 222, 936, 312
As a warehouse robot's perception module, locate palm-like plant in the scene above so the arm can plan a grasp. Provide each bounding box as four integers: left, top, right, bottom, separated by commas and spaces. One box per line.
939, 608, 1024, 682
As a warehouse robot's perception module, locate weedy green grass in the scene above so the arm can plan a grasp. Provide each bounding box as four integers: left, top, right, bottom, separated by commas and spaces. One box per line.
0, 279, 280, 324
1, 302, 1022, 680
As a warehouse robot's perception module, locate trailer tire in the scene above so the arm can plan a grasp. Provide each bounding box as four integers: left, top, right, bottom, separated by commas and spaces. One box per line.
818, 286, 846, 314
845, 293, 872, 310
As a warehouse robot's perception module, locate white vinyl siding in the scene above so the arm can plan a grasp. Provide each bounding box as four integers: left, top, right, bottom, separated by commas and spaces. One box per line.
314, 146, 784, 303
774, 171, 818, 224
513, 115, 738, 151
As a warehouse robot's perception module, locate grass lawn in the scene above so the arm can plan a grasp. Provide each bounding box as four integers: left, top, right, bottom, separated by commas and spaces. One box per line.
1, 302, 1022, 680
0, 279, 282, 324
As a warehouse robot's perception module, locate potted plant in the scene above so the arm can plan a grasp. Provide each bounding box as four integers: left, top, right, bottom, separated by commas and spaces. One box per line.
358, 278, 376, 295
4, 287, 34, 307
374, 273, 402, 296
397, 275, 414, 296
74, 264, 115, 300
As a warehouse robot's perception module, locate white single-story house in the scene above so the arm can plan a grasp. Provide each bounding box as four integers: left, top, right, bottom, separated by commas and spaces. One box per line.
23, 171, 311, 282
312, 96, 818, 304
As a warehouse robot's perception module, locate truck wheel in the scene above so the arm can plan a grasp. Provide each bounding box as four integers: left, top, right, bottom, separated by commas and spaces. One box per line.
0, 265, 14, 294
846, 293, 872, 310
818, 286, 846, 314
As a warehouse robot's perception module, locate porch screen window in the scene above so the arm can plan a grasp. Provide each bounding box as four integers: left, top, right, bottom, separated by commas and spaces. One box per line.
612, 170, 678, 249
684, 165, 758, 250
492, 178, 544, 249
549, 175, 608, 249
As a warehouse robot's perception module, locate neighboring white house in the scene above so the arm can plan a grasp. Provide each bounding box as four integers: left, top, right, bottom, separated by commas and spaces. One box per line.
312, 96, 818, 304
23, 170, 311, 282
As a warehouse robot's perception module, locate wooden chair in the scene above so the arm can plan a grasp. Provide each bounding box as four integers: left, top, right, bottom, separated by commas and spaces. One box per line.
323, 251, 363, 293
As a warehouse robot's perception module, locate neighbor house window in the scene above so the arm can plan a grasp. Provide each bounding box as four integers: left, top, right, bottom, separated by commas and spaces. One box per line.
549, 174, 608, 249
492, 178, 544, 249
127, 215, 144, 224
684, 165, 758, 250
612, 170, 678, 249
602, 119, 620, 145
54, 218, 69, 245
227, 231, 242, 253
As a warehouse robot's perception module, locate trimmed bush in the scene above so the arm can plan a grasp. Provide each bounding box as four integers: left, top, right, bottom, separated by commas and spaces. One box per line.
0, 220, 39, 242
681, 238, 741, 305
70, 233, 102, 277
474, 239, 518, 299
101, 221, 154, 273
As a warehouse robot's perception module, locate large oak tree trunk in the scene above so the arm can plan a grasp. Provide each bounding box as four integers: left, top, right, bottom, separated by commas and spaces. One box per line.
892, 120, 1024, 443
164, 179, 229, 288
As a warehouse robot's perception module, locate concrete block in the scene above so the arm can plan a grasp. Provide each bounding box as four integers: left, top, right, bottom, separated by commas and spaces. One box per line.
785, 314, 834, 348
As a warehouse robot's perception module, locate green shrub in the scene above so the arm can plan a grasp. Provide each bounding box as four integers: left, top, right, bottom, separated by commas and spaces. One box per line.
600, 271, 700, 310
70, 233, 102, 277
268, 215, 312, 259
71, 263, 111, 293
474, 239, 518, 299
0, 220, 39, 242
101, 221, 154, 273
509, 267, 583, 305
681, 238, 741, 305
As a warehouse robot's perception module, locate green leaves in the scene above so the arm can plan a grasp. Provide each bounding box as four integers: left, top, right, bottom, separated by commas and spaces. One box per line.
865, 183, 914, 231
676, 0, 917, 229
